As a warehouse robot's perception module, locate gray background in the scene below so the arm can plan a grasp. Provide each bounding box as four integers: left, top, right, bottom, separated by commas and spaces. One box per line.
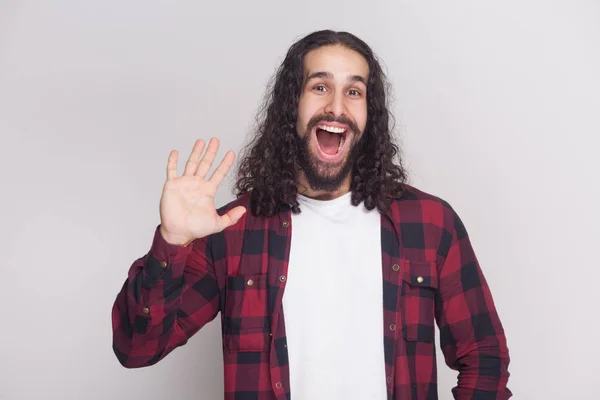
1, 0, 599, 399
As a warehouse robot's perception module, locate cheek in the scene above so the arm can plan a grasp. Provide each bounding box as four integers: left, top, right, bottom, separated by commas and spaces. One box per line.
296, 97, 316, 136
350, 103, 368, 131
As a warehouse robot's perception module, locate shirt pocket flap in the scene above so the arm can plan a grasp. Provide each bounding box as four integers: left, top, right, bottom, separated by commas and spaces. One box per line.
401, 259, 439, 289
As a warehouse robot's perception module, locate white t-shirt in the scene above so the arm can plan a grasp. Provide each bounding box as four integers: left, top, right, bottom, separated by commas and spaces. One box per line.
282, 191, 387, 399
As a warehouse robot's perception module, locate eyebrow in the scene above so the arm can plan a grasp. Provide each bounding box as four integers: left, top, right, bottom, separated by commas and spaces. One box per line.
305, 71, 367, 86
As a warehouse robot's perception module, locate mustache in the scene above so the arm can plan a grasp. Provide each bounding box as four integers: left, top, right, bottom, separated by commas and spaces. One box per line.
306, 114, 360, 135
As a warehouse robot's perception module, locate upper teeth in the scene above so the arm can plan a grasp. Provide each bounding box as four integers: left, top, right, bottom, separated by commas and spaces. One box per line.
318, 124, 346, 134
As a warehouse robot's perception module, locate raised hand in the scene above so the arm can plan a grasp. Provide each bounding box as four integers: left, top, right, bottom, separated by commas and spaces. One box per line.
158, 138, 246, 246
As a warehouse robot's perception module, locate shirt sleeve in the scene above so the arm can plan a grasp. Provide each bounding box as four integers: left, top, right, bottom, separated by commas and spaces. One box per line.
111, 225, 221, 368
436, 208, 512, 399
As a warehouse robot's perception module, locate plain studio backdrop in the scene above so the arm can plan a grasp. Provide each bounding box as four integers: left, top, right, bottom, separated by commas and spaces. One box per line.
1, 0, 599, 399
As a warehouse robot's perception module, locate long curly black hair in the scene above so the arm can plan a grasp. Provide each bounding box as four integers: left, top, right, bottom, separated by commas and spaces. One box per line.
235, 30, 409, 217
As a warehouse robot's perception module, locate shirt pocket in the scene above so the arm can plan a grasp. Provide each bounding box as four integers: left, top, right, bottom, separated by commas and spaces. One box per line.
222, 273, 271, 352
401, 259, 439, 342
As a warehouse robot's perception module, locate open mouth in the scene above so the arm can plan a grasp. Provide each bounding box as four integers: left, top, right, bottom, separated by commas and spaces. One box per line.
314, 123, 348, 159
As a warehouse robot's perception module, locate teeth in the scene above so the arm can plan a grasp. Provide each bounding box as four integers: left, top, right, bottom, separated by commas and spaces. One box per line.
318, 124, 346, 134
337, 136, 345, 153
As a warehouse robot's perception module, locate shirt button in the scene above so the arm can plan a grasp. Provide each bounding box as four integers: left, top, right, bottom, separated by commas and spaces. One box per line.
282, 221, 289, 227
247, 279, 254, 286
160, 261, 167, 268
416, 276, 424, 284
279, 275, 286, 282
392, 264, 399, 272
389, 324, 396, 331
387, 376, 392, 384
142, 307, 150, 314
275, 382, 282, 389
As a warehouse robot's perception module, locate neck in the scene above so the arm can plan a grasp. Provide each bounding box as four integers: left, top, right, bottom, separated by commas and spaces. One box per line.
296, 171, 352, 200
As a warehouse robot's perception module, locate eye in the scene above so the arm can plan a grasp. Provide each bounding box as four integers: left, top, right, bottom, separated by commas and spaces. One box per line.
348, 89, 362, 97
313, 84, 327, 92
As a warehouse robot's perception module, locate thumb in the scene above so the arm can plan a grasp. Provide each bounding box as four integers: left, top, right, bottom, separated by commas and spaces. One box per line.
217, 206, 247, 231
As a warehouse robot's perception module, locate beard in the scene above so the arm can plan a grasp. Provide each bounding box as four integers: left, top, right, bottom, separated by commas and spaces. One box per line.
296, 114, 364, 192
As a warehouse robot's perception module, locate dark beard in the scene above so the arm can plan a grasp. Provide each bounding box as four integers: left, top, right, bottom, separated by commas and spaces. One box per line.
296, 115, 363, 192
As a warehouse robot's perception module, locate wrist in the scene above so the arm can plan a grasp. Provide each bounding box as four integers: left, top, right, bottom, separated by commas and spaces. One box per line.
159, 227, 193, 247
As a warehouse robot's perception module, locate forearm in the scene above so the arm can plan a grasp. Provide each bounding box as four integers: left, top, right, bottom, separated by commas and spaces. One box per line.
112, 226, 218, 368
445, 333, 511, 399
437, 207, 512, 399
111, 251, 187, 367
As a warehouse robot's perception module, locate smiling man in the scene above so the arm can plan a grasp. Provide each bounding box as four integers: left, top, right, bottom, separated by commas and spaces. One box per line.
112, 30, 512, 400
294, 44, 368, 198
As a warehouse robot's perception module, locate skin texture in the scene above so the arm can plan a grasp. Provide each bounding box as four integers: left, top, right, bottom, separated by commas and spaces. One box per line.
295, 45, 369, 200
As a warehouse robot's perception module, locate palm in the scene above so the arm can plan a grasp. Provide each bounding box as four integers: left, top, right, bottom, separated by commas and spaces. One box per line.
159, 138, 246, 245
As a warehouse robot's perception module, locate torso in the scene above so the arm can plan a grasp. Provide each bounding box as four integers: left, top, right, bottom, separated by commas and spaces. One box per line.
282, 192, 387, 399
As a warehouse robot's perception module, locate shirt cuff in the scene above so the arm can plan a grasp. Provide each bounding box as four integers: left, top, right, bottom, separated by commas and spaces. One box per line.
148, 225, 194, 274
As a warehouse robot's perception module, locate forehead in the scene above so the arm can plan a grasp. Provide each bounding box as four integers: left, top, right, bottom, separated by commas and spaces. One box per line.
303, 45, 369, 80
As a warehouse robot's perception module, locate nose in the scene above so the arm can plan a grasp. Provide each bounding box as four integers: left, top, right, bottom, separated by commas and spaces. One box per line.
323, 91, 346, 118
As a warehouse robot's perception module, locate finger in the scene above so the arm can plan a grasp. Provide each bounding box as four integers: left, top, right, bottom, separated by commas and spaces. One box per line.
166, 150, 178, 180
209, 150, 235, 187
216, 206, 247, 231
195, 137, 220, 178
183, 139, 206, 176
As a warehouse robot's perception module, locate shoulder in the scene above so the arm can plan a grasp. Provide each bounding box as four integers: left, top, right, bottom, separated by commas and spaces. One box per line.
393, 183, 455, 213
391, 183, 464, 236
390, 184, 471, 265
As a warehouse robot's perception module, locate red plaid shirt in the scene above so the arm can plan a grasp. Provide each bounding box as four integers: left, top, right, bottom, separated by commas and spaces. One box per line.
112, 185, 511, 399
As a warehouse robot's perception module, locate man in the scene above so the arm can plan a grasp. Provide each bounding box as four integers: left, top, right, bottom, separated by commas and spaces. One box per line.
112, 30, 511, 399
